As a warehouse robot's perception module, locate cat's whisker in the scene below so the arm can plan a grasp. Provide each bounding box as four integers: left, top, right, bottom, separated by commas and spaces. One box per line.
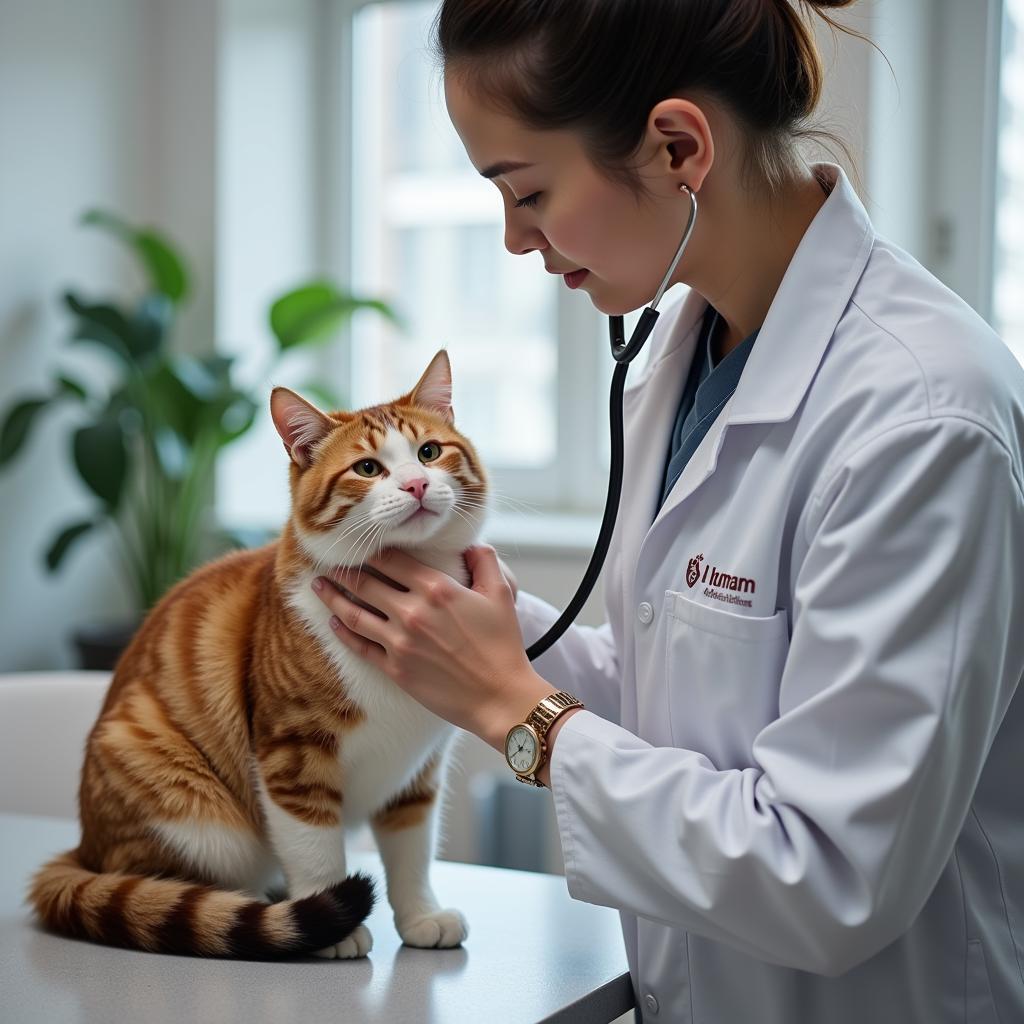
461, 488, 542, 514
312, 510, 376, 577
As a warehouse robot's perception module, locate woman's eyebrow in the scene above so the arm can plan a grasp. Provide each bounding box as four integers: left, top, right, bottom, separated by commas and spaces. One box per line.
480, 160, 535, 179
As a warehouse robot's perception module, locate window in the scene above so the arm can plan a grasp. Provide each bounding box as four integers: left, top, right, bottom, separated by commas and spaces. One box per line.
350, 1, 556, 471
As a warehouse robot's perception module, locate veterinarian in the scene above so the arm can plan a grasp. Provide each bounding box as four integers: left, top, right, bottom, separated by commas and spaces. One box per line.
310, 1, 1024, 1020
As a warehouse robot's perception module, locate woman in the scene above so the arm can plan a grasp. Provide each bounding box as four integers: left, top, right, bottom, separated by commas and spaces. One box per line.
312, 1, 1024, 1020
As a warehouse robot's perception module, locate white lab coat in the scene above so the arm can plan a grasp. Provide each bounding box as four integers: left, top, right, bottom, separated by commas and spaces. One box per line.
515, 161, 1024, 1023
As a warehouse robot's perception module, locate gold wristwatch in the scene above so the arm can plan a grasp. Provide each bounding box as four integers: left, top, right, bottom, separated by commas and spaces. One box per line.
505, 691, 585, 787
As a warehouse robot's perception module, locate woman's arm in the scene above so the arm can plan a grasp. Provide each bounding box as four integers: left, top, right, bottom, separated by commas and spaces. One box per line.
513, 590, 623, 726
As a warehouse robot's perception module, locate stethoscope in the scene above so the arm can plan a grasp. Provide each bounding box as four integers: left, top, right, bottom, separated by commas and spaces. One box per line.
526, 182, 699, 660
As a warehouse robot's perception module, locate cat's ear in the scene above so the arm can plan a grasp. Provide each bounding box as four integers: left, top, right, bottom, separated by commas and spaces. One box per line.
270, 387, 335, 469
407, 349, 454, 423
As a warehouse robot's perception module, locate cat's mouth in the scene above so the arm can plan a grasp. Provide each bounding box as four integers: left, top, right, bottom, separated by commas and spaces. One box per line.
402, 506, 440, 525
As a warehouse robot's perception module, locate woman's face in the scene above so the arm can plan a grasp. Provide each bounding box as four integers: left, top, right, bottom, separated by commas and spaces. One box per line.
443, 71, 692, 316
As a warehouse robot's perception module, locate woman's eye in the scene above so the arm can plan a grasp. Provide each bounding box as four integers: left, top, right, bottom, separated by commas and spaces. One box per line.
418, 442, 442, 463
353, 459, 382, 478
514, 192, 541, 209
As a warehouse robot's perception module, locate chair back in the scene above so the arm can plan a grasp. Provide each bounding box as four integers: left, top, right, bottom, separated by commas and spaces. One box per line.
0, 672, 111, 817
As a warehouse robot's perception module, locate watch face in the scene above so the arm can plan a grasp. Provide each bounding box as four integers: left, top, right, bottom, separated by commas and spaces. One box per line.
506, 725, 540, 774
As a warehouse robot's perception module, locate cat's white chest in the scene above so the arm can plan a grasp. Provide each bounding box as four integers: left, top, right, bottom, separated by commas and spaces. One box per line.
287, 577, 457, 823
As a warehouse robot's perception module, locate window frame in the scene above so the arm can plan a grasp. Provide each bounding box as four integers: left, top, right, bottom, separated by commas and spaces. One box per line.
927, 0, 1005, 323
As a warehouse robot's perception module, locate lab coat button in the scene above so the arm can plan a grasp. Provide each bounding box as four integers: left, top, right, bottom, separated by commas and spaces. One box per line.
643, 992, 660, 1014
637, 602, 654, 624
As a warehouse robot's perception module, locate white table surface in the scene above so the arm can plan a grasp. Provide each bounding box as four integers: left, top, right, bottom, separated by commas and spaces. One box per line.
0, 813, 635, 1023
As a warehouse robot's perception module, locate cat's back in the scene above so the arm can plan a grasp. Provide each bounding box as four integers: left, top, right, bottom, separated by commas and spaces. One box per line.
84, 543, 279, 813
102, 542, 276, 707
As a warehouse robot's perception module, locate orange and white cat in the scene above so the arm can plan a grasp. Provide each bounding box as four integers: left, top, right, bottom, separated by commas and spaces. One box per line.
29, 349, 486, 959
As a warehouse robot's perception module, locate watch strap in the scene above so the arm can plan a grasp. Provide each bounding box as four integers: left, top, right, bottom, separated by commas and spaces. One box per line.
512, 691, 585, 787
527, 691, 585, 739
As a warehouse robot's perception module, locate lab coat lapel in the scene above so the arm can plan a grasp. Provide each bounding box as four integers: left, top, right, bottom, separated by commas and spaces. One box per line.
615, 291, 706, 583
646, 162, 875, 536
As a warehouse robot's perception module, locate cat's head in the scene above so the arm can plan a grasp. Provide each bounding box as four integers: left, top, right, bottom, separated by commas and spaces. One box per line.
270, 349, 487, 566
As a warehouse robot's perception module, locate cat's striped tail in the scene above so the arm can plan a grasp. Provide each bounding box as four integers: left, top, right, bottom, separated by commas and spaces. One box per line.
28, 849, 376, 958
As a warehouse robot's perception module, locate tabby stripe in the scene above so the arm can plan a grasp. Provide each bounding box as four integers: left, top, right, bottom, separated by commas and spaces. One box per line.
258, 730, 339, 755
96, 875, 144, 948
312, 467, 349, 518
160, 885, 206, 954
227, 899, 269, 957
373, 789, 438, 830
267, 782, 343, 803
66, 876, 97, 935
275, 802, 339, 827
442, 440, 484, 482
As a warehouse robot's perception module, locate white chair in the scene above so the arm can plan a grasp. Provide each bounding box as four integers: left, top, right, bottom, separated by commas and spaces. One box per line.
0, 671, 111, 818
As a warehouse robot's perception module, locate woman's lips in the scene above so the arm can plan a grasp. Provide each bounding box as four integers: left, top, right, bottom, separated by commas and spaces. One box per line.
563, 269, 589, 289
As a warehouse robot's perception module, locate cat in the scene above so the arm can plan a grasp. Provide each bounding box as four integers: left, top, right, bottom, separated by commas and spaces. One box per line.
29, 349, 487, 959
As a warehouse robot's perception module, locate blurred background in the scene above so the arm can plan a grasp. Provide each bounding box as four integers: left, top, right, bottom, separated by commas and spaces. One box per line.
1, 0, 1022, 875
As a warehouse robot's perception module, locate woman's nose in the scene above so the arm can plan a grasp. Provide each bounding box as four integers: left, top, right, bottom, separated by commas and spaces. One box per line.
504, 212, 545, 257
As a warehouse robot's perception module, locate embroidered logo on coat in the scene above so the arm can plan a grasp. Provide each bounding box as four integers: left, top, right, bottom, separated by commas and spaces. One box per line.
685, 553, 757, 607
686, 554, 704, 588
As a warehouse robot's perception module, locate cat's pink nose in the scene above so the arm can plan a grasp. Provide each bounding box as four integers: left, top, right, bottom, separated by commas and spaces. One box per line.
402, 477, 429, 502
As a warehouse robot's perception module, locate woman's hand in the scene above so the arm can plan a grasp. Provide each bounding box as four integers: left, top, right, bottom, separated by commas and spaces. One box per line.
310, 545, 552, 749
496, 554, 519, 600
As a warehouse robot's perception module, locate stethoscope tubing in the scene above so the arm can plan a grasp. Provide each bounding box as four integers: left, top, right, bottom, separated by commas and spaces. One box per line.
526, 185, 698, 661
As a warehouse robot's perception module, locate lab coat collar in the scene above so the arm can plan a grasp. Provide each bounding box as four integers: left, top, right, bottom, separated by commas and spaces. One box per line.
627, 162, 875, 537
726, 161, 875, 424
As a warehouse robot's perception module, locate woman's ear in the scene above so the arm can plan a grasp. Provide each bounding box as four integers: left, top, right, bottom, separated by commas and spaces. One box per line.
643, 97, 715, 194
270, 387, 335, 468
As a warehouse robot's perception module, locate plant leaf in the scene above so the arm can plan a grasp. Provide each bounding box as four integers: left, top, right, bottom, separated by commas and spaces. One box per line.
269, 282, 401, 351
131, 293, 174, 362
134, 231, 189, 302
73, 417, 128, 510
0, 397, 50, 467
145, 361, 208, 445
64, 292, 134, 363
57, 375, 89, 401
218, 395, 258, 445
153, 427, 189, 481
45, 519, 96, 572
80, 209, 190, 303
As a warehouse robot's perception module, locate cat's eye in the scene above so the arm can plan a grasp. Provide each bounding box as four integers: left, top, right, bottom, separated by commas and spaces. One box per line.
418, 442, 442, 463
353, 459, 382, 478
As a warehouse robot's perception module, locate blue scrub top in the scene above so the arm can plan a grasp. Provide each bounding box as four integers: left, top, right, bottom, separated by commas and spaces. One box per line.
658, 305, 760, 510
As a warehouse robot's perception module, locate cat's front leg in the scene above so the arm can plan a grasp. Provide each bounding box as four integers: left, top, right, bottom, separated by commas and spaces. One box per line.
258, 768, 372, 959
369, 750, 467, 949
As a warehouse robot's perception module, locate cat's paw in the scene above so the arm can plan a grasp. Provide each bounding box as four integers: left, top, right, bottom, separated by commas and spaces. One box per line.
313, 923, 373, 959
397, 908, 468, 948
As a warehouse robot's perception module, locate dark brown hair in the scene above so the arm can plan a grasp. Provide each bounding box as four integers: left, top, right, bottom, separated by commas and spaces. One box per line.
430, 0, 881, 204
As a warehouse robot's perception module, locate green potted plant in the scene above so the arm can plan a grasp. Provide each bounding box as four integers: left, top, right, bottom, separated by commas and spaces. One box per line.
0, 208, 400, 669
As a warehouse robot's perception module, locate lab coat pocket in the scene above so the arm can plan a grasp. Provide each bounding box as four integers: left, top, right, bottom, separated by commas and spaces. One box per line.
664, 591, 789, 768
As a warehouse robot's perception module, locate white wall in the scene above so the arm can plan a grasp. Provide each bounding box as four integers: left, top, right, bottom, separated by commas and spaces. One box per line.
0, 0, 219, 670
0, 1, 155, 669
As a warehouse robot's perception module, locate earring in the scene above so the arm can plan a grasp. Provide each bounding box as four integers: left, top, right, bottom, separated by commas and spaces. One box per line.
679, 182, 693, 195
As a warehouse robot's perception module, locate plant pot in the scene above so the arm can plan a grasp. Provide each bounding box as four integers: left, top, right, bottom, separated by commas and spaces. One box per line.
71, 619, 142, 671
